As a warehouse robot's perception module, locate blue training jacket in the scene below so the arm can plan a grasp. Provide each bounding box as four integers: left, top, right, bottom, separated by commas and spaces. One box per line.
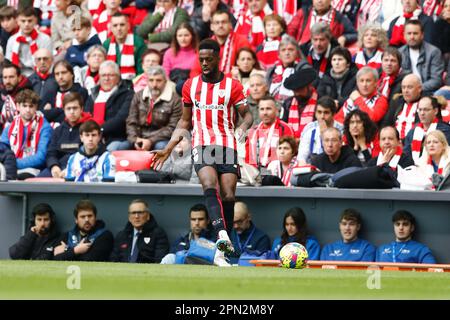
376, 240, 436, 264
271, 235, 321, 260
320, 238, 376, 262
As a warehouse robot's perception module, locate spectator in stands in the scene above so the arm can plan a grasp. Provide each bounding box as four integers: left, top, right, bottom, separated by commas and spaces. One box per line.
41, 92, 92, 178
320, 208, 376, 262
267, 136, 299, 186
376, 210, 436, 263
76, 45, 107, 94
9, 203, 60, 260
267, 35, 303, 104
355, 0, 384, 29
229, 201, 271, 264
298, 96, 344, 164
42, 60, 89, 125
367, 126, 414, 169
280, 66, 318, 139
388, 0, 434, 47
343, 109, 380, 166
287, 0, 357, 47
126, 66, 182, 151
399, 19, 444, 95
104, 12, 146, 81
301, 23, 337, 81
256, 14, 286, 70
234, 0, 272, 50
137, 0, 189, 45
85, 60, 134, 151
246, 95, 294, 168
162, 22, 198, 87
93, 0, 121, 43
66, 15, 102, 69
435, 63, 450, 100
111, 199, 170, 263
0, 61, 32, 130
54, 199, 114, 262
65, 120, 115, 182
133, 49, 162, 93
1, 89, 52, 180
245, 73, 269, 126
231, 48, 265, 93
381, 74, 423, 140
0, 142, 17, 180
317, 47, 358, 108
433, 0, 450, 64
404, 96, 450, 164
51, 0, 82, 55
5, 7, 52, 77
33, 0, 56, 35
311, 127, 362, 173
28, 49, 57, 102
332, 0, 361, 26
190, 10, 251, 77
353, 23, 387, 70
335, 67, 388, 125
190, 0, 234, 41
377, 47, 405, 103
418, 130, 450, 180
271, 207, 321, 260
160, 136, 198, 183
0, 6, 18, 55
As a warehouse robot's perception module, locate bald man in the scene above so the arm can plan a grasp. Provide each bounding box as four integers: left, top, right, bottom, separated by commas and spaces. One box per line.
28, 48, 58, 101
229, 201, 271, 265
381, 74, 423, 140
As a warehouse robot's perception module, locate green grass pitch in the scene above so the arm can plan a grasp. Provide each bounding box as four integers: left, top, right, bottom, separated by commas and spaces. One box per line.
0, 260, 448, 299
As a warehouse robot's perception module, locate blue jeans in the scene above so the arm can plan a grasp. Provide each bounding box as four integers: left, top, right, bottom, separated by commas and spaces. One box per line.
107, 140, 132, 151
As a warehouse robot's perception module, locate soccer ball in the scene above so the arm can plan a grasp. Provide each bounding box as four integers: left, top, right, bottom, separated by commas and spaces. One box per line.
279, 242, 309, 269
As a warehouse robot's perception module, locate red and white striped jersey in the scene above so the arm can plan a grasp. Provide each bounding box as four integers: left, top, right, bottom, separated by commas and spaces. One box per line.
182, 75, 247, 150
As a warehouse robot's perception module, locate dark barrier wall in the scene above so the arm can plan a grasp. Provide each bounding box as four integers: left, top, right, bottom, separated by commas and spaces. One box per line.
0, 182, 449, 263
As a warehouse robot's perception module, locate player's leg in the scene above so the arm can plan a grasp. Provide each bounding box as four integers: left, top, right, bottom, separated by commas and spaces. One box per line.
218, 173, 237, 235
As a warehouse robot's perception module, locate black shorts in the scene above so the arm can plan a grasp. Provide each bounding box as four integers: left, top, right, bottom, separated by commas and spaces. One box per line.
193, 145, 240, 177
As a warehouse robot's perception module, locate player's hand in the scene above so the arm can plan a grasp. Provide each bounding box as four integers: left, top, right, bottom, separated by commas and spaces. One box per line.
150, 149, 171, 171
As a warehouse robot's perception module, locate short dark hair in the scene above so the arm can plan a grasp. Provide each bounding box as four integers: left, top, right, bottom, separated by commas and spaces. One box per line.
112, 12, 130, 20
382, 46, 402, 66
141, 48, 161, 64
189, 203, 209, 218
316, 96, 337, 114
15, 89, 39, 106
340, 208, 362, 224
63, 92, 84, 109
199, 39, 220, 55
32, 203, 56, 219
80, 120, 101, 135
73, 199, 97, 218
18, 7, 38, 18
211, 9, 232, 23
72, 15, 92, 29
404, 19, 424, 33
392, 210, 416, 226
54, 60, 74, 76
379, 126, 400, 141
278, 136, 298, 156
330, 46, 352, 65
2, 60, 21, 76
0, 6, 18, 20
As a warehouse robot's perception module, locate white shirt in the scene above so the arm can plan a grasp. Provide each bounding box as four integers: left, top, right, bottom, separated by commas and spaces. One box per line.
409, 48, 421, 78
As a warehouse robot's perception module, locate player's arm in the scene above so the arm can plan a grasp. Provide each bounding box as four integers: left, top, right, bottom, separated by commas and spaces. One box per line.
236, 103, 253, 143
151, 104, 193, 170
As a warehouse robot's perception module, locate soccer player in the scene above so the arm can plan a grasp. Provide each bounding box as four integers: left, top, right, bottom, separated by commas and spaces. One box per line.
151, 39, 253, 263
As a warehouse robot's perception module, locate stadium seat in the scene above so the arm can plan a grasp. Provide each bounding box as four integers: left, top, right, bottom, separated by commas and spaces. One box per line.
112, 150, 155, 172
24, 177, 65, 183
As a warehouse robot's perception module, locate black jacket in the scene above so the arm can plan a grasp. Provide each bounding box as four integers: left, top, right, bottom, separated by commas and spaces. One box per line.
54, 220, 114, 262
0, 142, 17, 180
403, 121, 450, 158
432, 18, 450, 58
367, 152, 415, 169
46, 112, 92, 170
317, 65, 358, 107
85, 81, 134, 144
9, 227, 60, 260
110, 216, 170, 263
28, 73, 58, 107
41, 83, 89, 124
311, 145, 362, 173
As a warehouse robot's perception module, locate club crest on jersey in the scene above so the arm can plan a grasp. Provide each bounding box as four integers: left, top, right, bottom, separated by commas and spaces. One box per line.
218, 89, 226, 98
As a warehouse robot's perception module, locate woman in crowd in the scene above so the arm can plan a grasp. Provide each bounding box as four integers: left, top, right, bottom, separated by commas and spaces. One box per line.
418, 130, 450, 181
77, 45, 106, 94
271, 207, 321, 260
231, 47, 265, 91
267, 136, 298, 187
353, 23, 388, 70
256, 14, 286, 70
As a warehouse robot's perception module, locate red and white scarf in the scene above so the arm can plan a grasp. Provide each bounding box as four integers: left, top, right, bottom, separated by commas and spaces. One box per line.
298, 8, 336, 45
411, 120, 438, 164
8, 113, 44, 159
341, 93, 378, 118
269, 157, 298, 186
422, 0, 443, 18
155, 7, 176, 33
332, 0, 350, 12
272, 0, 297, 24
92, 87, 116, 126
288, 90, 318, 139
7, 0, 20, 9
106, 33, 136, 80
357, 0, 382, 29
0, 95, 18, 128
354, 49, 383, 70
94, 10, 112, 43
11, 29, 39, 67
390, 7, 422, 46
248, 119, 281, 167
377, 146, 403, 170
307, 44, 331, 78
269, 59, 299, 100
55, 91, 65, 109
257, 37, 280, 70
88, 0, 105, 20
235, 4, 272, 48
426, 154, 447, 176
215, 32, 235, 74
395, 101, 419, 140
84, 68, 99, 91
377, 71, 398, 98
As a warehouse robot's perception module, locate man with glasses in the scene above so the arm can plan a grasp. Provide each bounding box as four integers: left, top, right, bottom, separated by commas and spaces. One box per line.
111, 199, 170, 263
